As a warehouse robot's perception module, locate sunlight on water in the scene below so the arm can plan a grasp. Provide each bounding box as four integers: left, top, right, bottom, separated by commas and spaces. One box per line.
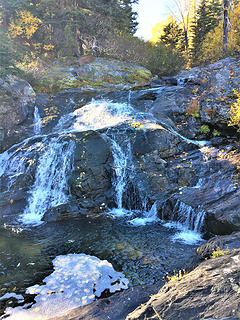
55, 100, 138, 134
128, 202, 158, 226
3, 254, 128, 320
163, 221, 204, 245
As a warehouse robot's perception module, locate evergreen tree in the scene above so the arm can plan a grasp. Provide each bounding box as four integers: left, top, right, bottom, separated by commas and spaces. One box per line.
0, 30, 24, 76
190, 0, 221, 63
160, 20, 185, 52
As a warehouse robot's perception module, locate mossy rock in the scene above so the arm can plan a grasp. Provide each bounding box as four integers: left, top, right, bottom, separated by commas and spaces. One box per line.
31, 57, 152, 93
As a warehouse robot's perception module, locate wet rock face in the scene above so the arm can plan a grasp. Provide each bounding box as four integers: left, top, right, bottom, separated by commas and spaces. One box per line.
134, 137, 240, 234
126, 251, 240, 320
0, 76, 36, 151
69, 131, 113, 211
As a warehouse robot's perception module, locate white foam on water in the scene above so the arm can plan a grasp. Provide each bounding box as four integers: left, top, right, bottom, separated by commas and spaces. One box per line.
3, 254, 128, 320
128, 202, 158, 226
162, 221, 204, 245
55, 99, 137, 134
108, 207, 132, 217
20, 137, 75, 225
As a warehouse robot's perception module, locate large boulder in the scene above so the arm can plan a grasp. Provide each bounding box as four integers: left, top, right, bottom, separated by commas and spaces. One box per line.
69, 131, 113, 211
0, 75, 36, 151
33, 56, 152, 93
159, 145, 240, 235
197, 231, 240, 260
152, 56, 240, 140
126, 250, 240, 320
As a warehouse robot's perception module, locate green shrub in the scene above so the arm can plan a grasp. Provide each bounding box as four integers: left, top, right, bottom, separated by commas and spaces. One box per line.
213, 129, 221, 136
200, 125, 210, 134
101, 33, 185, 77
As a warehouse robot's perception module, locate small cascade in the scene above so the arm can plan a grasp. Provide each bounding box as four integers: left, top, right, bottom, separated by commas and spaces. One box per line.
21, 137, 75, 225
0, 138, 45, 191
55, 99, 138, 134
33, 106, 42, 135
108, 138, 130, 216
162, 200, 205, 244
128, 90, 132, 105
172, 200, 205, 232
129, 202, 158, 226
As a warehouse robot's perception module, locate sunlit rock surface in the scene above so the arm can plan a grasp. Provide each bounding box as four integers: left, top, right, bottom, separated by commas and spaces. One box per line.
4, 254, 128, 320
33, 57, 152, 93
126, 251, 240, 320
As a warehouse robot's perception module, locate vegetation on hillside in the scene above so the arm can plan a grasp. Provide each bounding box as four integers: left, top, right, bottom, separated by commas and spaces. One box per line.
0, 0, 240, 78
0, 0, 185, 77
151, 0, 240, 67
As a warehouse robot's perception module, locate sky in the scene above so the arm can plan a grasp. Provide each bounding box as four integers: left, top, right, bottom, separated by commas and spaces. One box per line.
132, 0, 177, 40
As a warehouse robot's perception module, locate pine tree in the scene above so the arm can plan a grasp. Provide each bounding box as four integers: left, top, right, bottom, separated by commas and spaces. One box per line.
160, 20, 185, 52
190, 0, 221, 64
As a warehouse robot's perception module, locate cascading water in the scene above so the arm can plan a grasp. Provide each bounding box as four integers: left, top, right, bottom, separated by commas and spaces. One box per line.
0, 95, 207, 234
108, 138, 131, 217
33, 106, 42, 135
21, 137, 75, 225
162, 200, 205, 244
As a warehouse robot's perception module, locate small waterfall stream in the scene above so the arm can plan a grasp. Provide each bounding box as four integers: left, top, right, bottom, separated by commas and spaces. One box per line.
33, 106, 42, 135
162, 200, 206, 244
21, 137, 75, 225
108, 138, 131, 216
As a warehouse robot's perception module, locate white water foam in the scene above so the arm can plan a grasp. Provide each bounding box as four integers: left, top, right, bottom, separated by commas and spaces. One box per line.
21, 137, 75, 225
55, 100, 138, 134
128, 202, 158, 226
3, 254, 128, 320
163, 221, 203, 245
162, 200, 205, 245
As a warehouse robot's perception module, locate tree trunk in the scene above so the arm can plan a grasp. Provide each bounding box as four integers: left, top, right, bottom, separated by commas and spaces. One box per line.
223, 0, 229, 52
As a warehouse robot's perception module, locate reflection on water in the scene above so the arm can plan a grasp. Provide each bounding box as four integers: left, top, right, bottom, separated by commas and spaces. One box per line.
0, 215, 199, 315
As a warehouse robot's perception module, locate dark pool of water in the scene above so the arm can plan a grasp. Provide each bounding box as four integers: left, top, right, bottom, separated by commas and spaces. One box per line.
0, 214, 199, 314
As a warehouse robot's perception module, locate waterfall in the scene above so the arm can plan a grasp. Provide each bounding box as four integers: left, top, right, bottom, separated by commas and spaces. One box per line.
162, 200, 205, 244
0, 138, 45, 191
33, 106, 42, 135
128, 90, 132, 105
172, 200, 205, 232
109, 139, 129, 216
0, 96, 210, 228
129, 201, 158, 226
21, 137, 75, 225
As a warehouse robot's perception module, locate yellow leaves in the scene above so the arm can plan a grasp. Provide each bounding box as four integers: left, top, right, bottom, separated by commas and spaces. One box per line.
211, 247, 229, 259
228, 89, 240, 131
131, 121, 145, 130
8, 10, 41, 40
43, 44, 54, 51
166, 269, 186, 282
8, 23, 23, 38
